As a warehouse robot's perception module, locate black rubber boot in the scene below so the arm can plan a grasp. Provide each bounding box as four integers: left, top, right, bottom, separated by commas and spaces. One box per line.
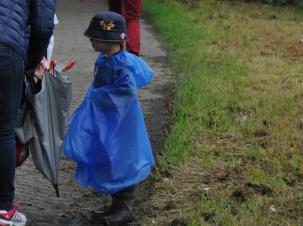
103, 187, 136, 226
93, 200, 117, 219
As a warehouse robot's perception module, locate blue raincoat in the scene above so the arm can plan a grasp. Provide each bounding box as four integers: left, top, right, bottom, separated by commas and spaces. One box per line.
64, 50, 155, 194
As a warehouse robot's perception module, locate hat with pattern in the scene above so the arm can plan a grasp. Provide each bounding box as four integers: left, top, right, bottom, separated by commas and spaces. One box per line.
84, 11, 128, 42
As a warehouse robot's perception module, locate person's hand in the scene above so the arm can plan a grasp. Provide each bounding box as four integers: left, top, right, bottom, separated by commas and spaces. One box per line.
34, 64, 45, 80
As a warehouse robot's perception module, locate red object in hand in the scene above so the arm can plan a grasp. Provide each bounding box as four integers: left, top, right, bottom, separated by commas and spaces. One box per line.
16, 137, 29, 168
62, 60, 76, 73
49, 60, 58, 71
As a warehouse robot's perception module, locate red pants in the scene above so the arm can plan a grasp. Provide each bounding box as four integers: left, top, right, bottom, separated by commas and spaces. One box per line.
108, 0, 142, 55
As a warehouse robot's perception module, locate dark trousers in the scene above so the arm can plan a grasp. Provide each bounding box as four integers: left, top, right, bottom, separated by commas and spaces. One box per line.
108, 0, 143, 55
111, 186, 136, 203
0, 44, 24, 210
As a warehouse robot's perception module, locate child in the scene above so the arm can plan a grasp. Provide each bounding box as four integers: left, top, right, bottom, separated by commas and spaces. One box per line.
64, 12, 155, 225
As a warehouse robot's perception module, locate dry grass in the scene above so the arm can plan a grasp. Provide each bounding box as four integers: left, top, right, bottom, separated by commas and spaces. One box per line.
143, 1, 303, 225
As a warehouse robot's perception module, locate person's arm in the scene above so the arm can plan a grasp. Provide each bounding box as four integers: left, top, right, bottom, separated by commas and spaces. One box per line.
27, 0, 56, 70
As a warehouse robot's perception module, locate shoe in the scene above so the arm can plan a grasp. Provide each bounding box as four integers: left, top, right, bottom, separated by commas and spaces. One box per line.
92, 204, 115, 219
103, 210, 134, 226
0, 223, 9, 226
0, 204, 26, 226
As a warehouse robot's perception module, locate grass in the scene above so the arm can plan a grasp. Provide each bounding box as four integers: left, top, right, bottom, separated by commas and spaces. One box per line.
143, 0, 303, 225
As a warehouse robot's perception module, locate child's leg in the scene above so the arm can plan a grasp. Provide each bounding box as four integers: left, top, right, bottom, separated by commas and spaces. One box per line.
103, 186, 136, 225
111, 186, 136, 210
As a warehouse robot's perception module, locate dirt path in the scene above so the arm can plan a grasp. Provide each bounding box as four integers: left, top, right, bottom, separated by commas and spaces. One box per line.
14, 0, 173, 225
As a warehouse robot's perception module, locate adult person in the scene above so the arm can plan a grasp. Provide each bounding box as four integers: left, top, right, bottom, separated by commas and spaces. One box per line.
0, 1, 56, 225
108, 0, 143, 56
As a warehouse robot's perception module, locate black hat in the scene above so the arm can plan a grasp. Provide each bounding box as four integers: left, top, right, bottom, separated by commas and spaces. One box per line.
84, 11, 128, 43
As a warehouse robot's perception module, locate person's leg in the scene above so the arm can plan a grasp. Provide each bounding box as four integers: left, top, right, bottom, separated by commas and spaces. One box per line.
124, 0, 143, 55
108, 0, 122, 13
108, 0, 126, 50
0, 45, 24, 211
103, 186, 136, 225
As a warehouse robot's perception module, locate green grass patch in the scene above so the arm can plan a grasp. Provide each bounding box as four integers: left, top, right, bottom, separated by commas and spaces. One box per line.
143, 0, 303, 225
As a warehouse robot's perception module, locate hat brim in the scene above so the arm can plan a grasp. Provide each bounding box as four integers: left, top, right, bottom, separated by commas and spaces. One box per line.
84, 30, 128, 42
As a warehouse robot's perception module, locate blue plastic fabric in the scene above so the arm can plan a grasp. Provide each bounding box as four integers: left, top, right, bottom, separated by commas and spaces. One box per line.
64, 50, 155, 194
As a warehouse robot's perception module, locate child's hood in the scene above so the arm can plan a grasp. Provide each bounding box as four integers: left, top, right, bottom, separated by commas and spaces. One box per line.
97, 50, 154, 88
